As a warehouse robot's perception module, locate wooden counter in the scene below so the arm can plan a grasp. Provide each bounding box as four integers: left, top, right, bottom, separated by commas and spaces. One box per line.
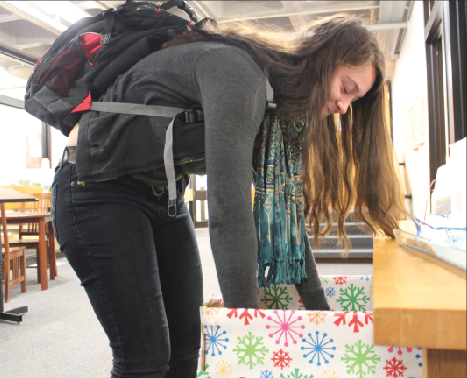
373, 235, 466, 377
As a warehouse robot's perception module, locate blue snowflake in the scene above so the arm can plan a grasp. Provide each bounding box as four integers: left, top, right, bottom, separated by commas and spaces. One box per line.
204, 325, 229, 356
359, 276, 372, 281
326, 287, 336, 297
415, 348, 423, 367
301, 331, 336, 366
260, 370, 275, 378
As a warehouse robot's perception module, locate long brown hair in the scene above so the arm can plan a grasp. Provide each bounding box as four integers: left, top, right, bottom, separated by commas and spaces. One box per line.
166, 15, 403, 249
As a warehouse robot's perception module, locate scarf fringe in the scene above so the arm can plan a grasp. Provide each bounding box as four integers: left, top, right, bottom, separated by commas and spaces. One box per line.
258, 258, 307, 288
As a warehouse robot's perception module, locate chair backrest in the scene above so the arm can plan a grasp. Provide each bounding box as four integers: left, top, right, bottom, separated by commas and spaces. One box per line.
1, 204, 9, 247
30, 193, 51, 213
17, 193, 51, 236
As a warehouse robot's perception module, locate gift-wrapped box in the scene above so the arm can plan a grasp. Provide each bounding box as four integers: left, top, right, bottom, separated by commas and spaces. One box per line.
198, 275, 422, 378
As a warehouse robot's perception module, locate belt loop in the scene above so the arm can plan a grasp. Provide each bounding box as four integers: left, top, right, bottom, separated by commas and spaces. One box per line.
60, 147, 69, 169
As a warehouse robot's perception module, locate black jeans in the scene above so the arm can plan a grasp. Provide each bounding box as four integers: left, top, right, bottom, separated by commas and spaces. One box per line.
51, 162, 203, 378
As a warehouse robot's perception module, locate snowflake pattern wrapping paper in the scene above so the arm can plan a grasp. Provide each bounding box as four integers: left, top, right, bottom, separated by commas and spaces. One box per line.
198, 276, 423, 378
258, 275, 374, 312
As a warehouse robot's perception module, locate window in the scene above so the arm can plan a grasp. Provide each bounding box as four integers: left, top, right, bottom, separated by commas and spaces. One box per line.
0, 95, 67, 187
445, 0, 467, 143
189, 174, 209, 228
50, 125, 68, 168
0, 103, 44, 186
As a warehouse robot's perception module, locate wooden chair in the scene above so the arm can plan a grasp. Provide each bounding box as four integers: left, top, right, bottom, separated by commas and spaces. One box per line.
10, 193, 56, 282
1, 204, 27, 303
18, 193, 51, 236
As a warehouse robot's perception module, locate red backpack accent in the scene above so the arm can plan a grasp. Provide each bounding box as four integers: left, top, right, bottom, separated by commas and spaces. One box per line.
71, 92, 92, 113
80, 33, 105, 59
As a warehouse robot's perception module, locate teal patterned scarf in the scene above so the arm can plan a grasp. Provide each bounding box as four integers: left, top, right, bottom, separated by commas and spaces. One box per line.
253, 114, 308, 288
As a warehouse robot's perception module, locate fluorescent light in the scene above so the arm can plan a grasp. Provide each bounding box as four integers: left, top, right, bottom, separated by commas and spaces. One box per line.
1, 1, 90, 31
0, 67, 26, 90
1, 1, 67, 31
34, 1, 89, 24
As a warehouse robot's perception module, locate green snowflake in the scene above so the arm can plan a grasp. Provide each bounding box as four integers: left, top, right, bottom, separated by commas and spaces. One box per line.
233, 332, 269, 369
197, 364, 211, 377
341, 340, 381, 378
261, 285, 293, 309
320, 276, 329, 284
337, 284, 370, 311
280, 368, 314, 378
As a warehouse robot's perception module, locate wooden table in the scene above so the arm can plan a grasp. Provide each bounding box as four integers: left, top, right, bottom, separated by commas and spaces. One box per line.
0, 188, 36, 322
373, 235, 466, 377
4, 211, 56, 290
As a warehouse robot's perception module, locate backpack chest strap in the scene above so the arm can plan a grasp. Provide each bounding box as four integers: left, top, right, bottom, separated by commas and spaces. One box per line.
88, 77, 275, 217
90, 102, 184, 118
90, 101, 183, 216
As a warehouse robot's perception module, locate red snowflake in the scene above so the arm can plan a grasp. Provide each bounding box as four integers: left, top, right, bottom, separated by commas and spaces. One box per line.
333, 276, 347, 285
272, 349, 292, 370
384, 357, 408, 377
387, 346, 413, 355
226, 308, 266, 325
333, 311, 373, 333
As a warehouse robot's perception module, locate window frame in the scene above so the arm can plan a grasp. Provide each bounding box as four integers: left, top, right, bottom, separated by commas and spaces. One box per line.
424, 1, 447, 184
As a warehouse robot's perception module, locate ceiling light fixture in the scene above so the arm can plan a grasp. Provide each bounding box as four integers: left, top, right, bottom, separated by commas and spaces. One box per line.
1, 1, 66, 31
1, 1, 89, 32
0, 67, 26, 91
34, 1, 89, 24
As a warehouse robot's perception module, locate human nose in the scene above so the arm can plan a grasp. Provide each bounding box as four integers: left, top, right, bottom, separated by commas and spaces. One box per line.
336, 100, 351, 114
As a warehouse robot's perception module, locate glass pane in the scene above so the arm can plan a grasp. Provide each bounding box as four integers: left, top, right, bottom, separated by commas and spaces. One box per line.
196, 200, 209, 222
50, 127, 68, 168
196, 174, 207, 190
0, 104, 43, 186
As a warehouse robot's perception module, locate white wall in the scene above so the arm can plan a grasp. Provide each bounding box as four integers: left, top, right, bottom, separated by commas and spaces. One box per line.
391, 1, 430, 218
0, 87, 67, 186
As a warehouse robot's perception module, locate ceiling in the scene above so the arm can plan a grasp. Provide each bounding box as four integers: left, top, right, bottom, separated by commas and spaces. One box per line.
0, 1, 414, 91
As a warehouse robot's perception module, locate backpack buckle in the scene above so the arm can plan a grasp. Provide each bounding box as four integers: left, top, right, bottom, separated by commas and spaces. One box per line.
266, 101, 277, 110
183, 108, 204, 123
184, 109, 197, 123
